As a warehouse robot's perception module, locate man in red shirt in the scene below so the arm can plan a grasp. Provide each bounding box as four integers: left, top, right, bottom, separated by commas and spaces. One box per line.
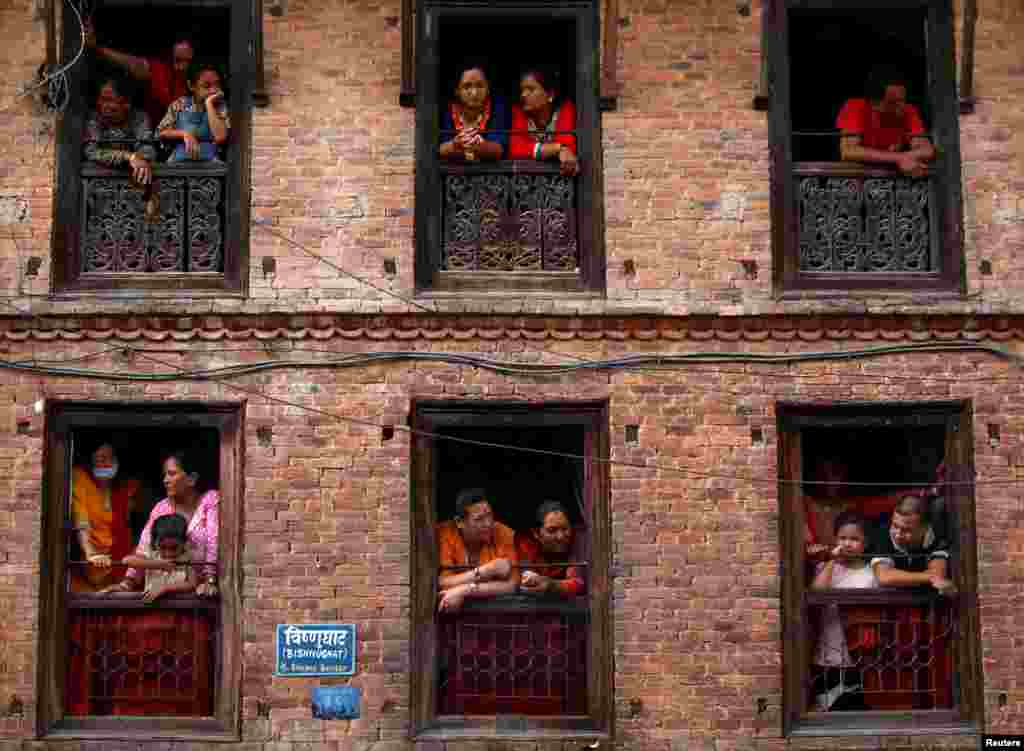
86, 22, 195, 127
836, 69, 935, 177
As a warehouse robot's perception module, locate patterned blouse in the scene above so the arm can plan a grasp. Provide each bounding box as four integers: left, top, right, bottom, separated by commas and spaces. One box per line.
126, 489, 219, 581
157, 95, 232, 133
83, 109, 155, 167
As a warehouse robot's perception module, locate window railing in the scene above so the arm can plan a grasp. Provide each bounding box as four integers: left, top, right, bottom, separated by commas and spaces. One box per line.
440, 161, 579, 273
803, 589, 956, 714
437, 595, 588, 716
80, 162, 227, 274
794, 162, 937, 274
66, 592, 218, 718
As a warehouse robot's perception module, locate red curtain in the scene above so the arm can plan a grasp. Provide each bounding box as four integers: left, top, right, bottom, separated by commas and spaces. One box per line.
66, 610, 214, 717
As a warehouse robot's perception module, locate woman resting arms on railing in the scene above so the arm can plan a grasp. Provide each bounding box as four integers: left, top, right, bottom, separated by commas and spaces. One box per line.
83, 74, 154, 186
158, 61, 230, 164
439, 60, 508, 162
509, 67, 579, 177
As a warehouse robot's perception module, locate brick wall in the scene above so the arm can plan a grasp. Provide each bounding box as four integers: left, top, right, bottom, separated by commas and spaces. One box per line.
0, 335, 1016, 749
0, 0, 1022, 315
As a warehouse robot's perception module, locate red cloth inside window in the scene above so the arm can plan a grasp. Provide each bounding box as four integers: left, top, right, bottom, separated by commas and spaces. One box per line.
66, 610, 213, 717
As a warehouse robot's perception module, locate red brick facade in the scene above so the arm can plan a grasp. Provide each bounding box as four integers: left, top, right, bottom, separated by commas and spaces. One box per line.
0, 0, 1021, 748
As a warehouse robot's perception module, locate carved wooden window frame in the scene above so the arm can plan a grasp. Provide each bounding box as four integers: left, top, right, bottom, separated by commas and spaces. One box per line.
37, 401, 244, 741
409, 400, 613, 741
50, 0, 258, 296
765, 0, 965, 296
411, 0, 606, 296
777, 400, 983, 737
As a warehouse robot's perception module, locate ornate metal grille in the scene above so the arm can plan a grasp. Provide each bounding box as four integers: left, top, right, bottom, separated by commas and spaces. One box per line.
81, 165, 226, 273
65, 600, 217, 717
805, 594, 956, 712
441, 163, 578, 272
797, 173, 934, 273
438, 604, 588, 715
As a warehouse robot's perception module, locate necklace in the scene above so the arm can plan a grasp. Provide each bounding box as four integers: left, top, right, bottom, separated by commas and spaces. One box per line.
527, 104, 560, 144
451, 98, 491, 133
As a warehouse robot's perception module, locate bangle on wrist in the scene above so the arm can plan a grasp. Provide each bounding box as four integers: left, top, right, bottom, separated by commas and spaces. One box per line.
534, 143, 543, 160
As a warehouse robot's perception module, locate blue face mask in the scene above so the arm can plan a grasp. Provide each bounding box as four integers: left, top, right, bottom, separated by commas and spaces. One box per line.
93, 462, 118, 480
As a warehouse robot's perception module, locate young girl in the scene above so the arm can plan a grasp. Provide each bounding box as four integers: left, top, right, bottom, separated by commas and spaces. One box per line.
118, 513, 197, 603
810, 511, 878, 711
158, 61, 230, 163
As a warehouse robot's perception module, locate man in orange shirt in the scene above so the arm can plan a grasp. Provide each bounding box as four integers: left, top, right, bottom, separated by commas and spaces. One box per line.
837, 68, 935, 177
516, 501, 586, 597
436, 488, 518, 612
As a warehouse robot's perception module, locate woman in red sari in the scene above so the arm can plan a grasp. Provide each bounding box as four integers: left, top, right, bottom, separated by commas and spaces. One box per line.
509, 68, 579, 176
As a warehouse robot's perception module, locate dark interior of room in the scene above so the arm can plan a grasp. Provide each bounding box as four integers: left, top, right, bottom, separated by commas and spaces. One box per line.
81, 5, 231, 108
434, 425, 586, 534
788, 9, 929, 163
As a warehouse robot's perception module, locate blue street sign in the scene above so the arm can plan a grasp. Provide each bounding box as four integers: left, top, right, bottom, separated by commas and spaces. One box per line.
274, 623, 357, 677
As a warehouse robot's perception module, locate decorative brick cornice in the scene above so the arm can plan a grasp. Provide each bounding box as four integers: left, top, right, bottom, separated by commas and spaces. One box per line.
0, 314, 1022, 343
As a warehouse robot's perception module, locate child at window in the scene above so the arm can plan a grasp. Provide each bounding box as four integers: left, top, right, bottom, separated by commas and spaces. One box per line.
114, 513, 197, 603
158, 61, 230, 163
809, 511, 878, 711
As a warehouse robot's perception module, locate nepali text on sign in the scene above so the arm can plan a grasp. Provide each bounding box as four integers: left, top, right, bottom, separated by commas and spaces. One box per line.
274, 623, 357, 676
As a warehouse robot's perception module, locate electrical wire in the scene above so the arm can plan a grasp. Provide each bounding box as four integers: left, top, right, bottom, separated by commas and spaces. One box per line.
9, 342, 1015, 488
0, 0, 87, 115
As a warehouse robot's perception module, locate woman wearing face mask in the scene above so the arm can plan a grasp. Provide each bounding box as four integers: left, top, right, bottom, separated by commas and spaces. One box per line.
70, 442, 142, 592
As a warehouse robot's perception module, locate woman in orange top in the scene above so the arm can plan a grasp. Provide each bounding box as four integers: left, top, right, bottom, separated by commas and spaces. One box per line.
509, 68, 579, 176
69, 442, 142, 592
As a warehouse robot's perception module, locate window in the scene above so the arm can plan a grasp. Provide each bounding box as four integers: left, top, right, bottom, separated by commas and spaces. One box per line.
777, 401, 982, 736
410, 401, 611, 739
765, 0, 964, 294
413, 0, 605, 295
38, 402, 242, 740
51, 0, 257, 294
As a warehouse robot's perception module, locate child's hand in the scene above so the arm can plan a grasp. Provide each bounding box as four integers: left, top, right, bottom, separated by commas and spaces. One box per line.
142, 585, 166, 604
182, 131, 200, 159
831, 544, 844, 560
205, 90, 225, 114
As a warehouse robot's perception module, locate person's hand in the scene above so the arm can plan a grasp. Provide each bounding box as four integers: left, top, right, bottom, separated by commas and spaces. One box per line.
928, 573, 956, 595
205, 89, 226, 114
479, 558, 511, 582
437, 584, 468, 613
87, 553, 112, 568
830, 544, 844, 560
806, 544, 830, 560
83, 19, 97, 49
520, 571, 553, 593
128, 154, 151, 185
558, 145, 579, 176
183, 131, 200, 160
142, 585, 166, 604
100, 579, 138, 595
897, 153, 927, 178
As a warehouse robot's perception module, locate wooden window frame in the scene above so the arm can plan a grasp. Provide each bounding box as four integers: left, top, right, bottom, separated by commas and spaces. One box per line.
412, 0, 606, 296
37, 401, 244, 741
50, 0, 256, 296
777, 400, 983, 737
409, 400, 612, 741
765, 0, 965, 296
